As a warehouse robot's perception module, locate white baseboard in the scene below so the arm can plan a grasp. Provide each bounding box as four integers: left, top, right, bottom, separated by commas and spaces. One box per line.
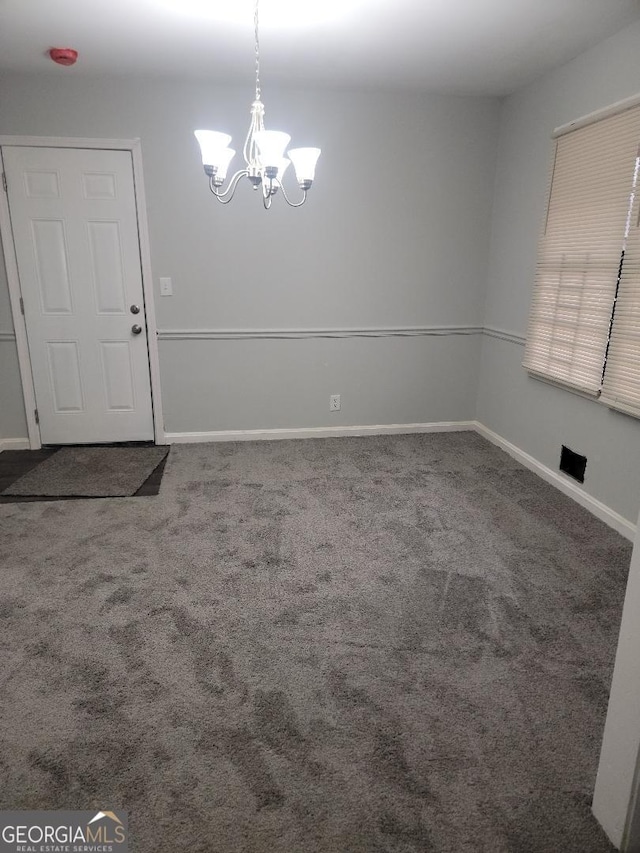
164, 421, 476, 444
0, 437, 30, 452
474, 421, 636, 541
163, 419, 635, 540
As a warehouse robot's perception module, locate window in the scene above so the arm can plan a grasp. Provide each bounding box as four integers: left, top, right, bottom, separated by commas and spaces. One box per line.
523, 101, 640, 417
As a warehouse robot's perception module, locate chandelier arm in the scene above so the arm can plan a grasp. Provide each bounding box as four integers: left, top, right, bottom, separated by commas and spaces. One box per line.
209, 170, 250, 204
261, 176, 276, 201
262, 189, 273, 210
243, 99, 265, 169
243, 124, 253, 167
278, 182, 309, 208
243, 117, 258, 169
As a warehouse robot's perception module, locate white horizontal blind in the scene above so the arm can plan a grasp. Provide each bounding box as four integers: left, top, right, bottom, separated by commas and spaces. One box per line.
523, 106, 640, 395
601, 152, 640, 414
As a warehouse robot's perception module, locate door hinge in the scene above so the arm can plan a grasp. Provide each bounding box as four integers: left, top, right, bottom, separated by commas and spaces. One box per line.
34, 409, 39, 424
1, 173, 6, 192
19, 297, 24, 316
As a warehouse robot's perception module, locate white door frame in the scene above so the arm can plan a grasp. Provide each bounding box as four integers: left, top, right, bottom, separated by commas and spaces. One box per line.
593, 508, 640, 851
0, 136, 164, 448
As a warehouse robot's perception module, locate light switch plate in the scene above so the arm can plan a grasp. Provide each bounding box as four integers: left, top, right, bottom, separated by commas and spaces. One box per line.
159, 277, 173, 296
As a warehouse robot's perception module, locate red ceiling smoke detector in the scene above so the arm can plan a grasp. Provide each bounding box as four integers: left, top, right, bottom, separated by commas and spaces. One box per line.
49, 48, 78, 66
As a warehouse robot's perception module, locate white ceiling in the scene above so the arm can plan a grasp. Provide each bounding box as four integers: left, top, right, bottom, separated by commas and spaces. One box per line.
1, 0, 639, 96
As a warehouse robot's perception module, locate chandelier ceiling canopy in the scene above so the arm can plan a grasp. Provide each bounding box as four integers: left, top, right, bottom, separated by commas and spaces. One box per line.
194, 0, 321, 209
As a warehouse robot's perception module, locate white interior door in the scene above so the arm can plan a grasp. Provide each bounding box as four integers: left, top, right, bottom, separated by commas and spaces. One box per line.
2, 146, 154, 444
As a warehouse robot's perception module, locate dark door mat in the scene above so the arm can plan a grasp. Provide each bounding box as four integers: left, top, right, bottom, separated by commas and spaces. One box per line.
0, 445, 170, 501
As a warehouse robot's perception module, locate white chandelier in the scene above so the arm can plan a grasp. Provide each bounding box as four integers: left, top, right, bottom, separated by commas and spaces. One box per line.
194, 0, 321, 209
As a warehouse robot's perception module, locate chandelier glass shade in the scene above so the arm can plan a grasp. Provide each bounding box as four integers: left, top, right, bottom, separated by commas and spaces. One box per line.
194, 0, 321, 209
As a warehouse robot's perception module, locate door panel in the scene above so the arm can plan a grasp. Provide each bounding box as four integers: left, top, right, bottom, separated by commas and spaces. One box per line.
32, 219, 74, 313
88, 221, 127, 313
3, 146, 154, 444
100, 341, 136, 411
24, 170, 60, 198
47, 341, 84, 412
82, 172, 116, 199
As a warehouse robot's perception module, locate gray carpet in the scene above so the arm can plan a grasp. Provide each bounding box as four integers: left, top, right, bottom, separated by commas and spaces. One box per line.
2, 445, 169, 497
0, 432, 630, 852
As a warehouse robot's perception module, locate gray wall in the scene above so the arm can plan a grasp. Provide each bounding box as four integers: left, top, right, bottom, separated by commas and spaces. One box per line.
0, 231, 28, 440
477, 20, 640, 525
0, 74, 500, 436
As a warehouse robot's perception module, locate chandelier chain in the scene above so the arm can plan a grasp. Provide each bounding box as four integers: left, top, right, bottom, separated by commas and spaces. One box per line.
254, 0, 261, 101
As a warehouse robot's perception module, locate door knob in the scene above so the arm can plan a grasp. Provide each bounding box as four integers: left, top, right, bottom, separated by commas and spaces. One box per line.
131, 324, 142, 335
130, 304, 140, 315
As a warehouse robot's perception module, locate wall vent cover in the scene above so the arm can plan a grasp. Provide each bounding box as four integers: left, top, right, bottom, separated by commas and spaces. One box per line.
559, 445, 587, 483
